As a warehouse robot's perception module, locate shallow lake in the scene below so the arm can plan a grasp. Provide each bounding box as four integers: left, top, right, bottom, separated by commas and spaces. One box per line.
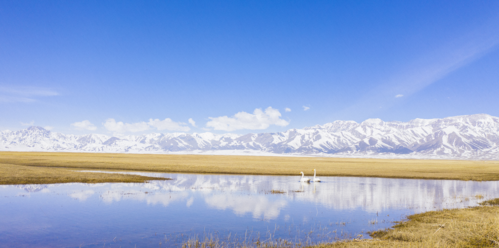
1, 172, 499, 247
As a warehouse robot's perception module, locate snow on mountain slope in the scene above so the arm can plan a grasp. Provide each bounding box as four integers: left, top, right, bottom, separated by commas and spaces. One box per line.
1, 114, 499, 159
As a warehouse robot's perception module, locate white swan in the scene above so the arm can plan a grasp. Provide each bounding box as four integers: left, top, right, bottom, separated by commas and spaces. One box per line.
313, 169, 321, 182
300, 172, 311, 182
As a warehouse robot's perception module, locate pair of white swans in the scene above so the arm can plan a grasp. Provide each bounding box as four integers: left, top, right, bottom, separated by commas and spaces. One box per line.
300, 169, 320, 182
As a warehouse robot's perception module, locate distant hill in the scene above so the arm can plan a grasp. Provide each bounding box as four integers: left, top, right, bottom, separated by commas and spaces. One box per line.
2, 114, 499, 160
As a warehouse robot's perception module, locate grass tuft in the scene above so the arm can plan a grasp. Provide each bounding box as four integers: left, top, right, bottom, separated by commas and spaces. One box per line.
479, 198, 499, 206
270, 190, 285, 194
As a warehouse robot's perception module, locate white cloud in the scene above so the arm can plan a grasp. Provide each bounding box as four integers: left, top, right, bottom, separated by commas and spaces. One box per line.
104, 119, 150, 133
103, 118, 190, 133
285, 108, 291, 112
21, 121, 34, 126
206, 107, 289, 131
303, 106, 310, 111
395, 94, 404, 98
0, 86, 58, 103
44, 126, 53, 131
148, 118, 190, 131
188, 118, 196, 127
71, 120, 97, 131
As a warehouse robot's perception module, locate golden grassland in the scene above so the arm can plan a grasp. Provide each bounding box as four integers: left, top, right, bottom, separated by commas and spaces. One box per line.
315, 200, 499, 248
1, 151, 499, 185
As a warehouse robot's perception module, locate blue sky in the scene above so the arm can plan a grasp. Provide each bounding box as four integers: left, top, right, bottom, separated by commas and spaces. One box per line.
1, 1, 499, 134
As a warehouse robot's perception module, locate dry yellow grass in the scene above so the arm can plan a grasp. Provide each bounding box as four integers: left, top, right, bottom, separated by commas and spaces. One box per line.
315, 203, 499, 248
1, 151, 499, 184
0, 162, 166, 185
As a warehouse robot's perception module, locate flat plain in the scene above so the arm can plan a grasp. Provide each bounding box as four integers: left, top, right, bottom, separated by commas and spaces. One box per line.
1, 151, 499, 184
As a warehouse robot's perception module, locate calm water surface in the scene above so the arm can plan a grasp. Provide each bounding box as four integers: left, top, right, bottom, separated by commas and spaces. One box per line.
1, 172, 499, 247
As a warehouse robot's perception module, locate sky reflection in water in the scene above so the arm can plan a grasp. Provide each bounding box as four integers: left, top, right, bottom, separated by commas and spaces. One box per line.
1, 173, 499, 247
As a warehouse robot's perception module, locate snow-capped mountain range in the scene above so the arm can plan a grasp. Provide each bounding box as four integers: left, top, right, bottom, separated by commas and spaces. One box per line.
2, 114, 499, 160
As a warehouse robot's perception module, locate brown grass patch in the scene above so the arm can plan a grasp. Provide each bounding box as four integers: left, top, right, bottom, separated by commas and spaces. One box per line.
270, 189, 285, 194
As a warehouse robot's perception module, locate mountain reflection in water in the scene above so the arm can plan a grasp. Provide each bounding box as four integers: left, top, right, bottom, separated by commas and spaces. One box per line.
1, 173, 498, 247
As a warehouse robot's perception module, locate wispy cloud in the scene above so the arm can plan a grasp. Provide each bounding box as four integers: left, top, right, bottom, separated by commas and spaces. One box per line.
103, 118, 190, 133
339, 18, 499, 119
303, 106, 310, 111
285, 108, 291, 112
206, 107, 289, 131
0, 86, 59, 103
71, 120, 97, 131
0, 96, 36, 103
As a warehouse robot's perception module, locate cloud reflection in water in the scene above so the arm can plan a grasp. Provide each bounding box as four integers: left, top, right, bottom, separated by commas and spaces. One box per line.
70, 190, 94, 202
205, 194, 287, 220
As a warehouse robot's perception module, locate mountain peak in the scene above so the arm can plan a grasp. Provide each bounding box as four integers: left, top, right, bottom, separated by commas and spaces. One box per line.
27, 126, 47, 131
